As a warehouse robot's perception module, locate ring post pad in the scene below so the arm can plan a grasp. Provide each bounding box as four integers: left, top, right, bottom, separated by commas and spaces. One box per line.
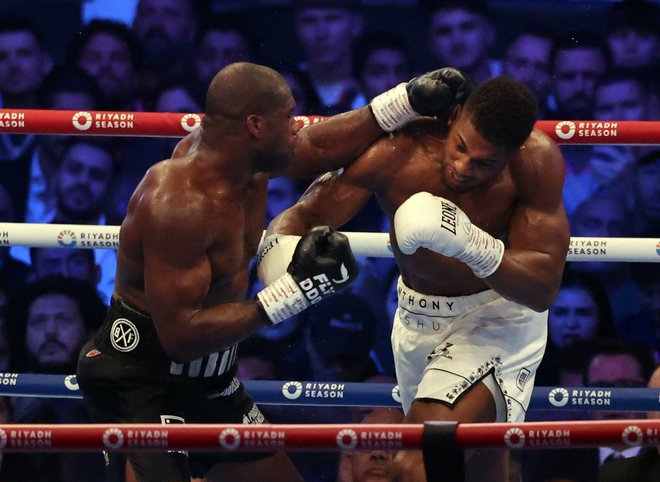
422, 421, 464, 482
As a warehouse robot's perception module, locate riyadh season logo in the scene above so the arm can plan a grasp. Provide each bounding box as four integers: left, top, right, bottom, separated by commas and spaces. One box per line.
548, 388, 570, 407
336, 429, 358, 449
282, 381, 303, 400
656, 241, 660, 257
391, 385, 402, 404
219, 428, 241, 450
504, 427, 525, 448
180, 114, 201, 132
103, 428, 124, 449
57, 229, 77, 248
64, 375, 78, 391
72, 111, 93, 131
555, 121, 576, 140
622, 426, 643, 447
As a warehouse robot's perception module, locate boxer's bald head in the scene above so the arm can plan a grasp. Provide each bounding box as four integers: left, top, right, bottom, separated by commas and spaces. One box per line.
204, 62, 292, 129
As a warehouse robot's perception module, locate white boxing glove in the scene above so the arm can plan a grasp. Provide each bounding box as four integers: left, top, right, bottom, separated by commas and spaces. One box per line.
394, 192, 505, 278
256, 234, 301, 286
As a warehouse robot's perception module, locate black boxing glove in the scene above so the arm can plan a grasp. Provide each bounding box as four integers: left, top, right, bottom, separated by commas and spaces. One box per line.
369, 67, 475, 132
256, 226, 359, 324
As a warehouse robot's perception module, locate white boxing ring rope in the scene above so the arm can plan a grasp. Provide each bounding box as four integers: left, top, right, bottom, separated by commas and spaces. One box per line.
0, 222, 658, 263
1, 110, 659, 477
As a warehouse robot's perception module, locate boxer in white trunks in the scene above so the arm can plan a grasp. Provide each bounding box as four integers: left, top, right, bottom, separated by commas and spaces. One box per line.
260, 76, 570, 482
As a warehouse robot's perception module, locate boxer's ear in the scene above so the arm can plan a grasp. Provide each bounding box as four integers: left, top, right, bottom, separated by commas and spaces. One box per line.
246, 114, 264, 138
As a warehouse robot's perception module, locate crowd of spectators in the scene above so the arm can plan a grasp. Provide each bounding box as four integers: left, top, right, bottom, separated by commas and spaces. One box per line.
0, 0, 658, 480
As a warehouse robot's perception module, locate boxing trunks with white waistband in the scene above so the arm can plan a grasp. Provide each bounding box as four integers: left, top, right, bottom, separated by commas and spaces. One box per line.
76, 296, 271, 480
391, 277, 547, 422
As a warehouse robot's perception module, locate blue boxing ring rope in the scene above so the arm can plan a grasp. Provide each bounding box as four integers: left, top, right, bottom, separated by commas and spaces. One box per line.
1, 373, 659, 412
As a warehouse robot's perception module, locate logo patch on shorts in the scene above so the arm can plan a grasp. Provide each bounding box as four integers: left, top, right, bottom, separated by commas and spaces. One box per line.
110, 318, 139, 352
85, 349, 102, 358
516, 368, 531, 391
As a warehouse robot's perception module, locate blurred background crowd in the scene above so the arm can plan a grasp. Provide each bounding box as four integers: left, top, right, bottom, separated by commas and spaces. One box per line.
0, 0, 658, 480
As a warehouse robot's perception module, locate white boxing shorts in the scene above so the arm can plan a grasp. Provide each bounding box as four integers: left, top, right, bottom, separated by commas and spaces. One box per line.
391, 277, 547, 422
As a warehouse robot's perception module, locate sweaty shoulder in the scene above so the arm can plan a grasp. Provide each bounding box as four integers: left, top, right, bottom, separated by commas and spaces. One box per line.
351, 119, 442, 186
509, 128, 565, 196
132, 158, 231, 236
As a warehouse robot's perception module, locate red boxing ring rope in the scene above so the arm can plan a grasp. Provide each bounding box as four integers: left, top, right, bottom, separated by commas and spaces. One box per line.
0, 109, 658, 144
0, 420, 659, 452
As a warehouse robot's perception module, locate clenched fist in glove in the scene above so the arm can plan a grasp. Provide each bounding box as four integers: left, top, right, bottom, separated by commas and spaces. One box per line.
369, 67, 475, 132
394, 192, 504, 278
257, 226, 359, 324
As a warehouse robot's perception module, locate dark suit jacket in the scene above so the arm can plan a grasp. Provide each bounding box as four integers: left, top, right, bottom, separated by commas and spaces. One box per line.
598, 447, 660, 482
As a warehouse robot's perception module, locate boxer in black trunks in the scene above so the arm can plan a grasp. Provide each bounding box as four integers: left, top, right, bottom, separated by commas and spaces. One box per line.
76, 62, 472, 481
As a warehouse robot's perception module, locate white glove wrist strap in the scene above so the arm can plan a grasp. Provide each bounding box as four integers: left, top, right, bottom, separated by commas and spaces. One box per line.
456, 227, 505, 278
257, 273, 310, 324
370, 82, 418, 132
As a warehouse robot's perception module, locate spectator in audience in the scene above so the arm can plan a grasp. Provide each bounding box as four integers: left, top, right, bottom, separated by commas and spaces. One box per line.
632, 147, 660, 237
585, 337, 655, 421
503, 27, 554, 119
131, 0, 203, 110
337, 404, 404, 482
2, 275, 107, 481
191, 14, 255, 107
293, 0, 366, 115
550, 30, 611, 220
582, 338, 656, 477
562, 70, 655, 217
598, 362, 660, 481
604, 0, 659, 73
0, 16, 53, 222
549, 29, 610, 121
69, 18, 142, 111
422, 0, 501, 85
570, 190, 643, 324
548, 270, 616, 351
593, 69, 652, 122
5, 276, 105, 375
28, 247, 103, 301
0, 15, 52, 109
30, 66, 103, 224
536, 269, 616, 386
12, 138, 120, 302
354, 31, 413, 102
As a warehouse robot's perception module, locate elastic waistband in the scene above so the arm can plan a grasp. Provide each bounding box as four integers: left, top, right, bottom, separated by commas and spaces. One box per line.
95, 297, 237, 384
397, 277, 499, 317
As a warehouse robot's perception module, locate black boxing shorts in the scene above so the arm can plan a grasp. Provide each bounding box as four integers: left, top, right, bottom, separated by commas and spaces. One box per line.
76, 297, 272, 480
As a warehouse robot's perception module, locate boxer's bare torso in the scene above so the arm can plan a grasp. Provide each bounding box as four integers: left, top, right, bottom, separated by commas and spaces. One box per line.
271, 116, 569, 308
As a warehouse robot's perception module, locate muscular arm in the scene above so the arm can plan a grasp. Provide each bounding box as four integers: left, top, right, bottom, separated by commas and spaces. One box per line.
268, 141, 387, 235
275, 106, 384, 180
140, 196, 269, 361
485, 134, 570, 311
